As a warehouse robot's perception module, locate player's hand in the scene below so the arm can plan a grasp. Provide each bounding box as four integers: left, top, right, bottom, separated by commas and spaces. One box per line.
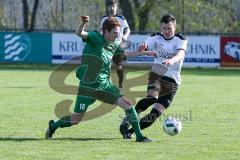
162, 59, 174, 66
138, 42, 148, 52
81, 15, 89, 23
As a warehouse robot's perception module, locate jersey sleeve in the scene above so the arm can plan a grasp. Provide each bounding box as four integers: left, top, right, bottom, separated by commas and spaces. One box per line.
177, 38, 188, 52
99, 16, 107, 31
176, 34, 188, 52
121, 19, 129, 29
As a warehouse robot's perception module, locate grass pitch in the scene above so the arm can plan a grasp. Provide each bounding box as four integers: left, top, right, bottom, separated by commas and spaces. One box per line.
0, 65, 239, 160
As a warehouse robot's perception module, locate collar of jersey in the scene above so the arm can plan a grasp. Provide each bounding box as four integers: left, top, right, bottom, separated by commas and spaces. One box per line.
163, 35, 174, 41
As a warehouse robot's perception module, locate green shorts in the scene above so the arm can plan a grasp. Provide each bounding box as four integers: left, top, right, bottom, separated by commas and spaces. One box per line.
74, 81, 124, 113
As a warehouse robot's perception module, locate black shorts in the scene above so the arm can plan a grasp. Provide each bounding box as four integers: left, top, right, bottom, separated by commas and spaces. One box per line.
147, 72, 178, 108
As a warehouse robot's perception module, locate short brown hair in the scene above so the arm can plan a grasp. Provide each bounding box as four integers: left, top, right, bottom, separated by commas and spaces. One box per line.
107, 0, 118, 5
160, 14, 176, 24
102, 17, 121, 33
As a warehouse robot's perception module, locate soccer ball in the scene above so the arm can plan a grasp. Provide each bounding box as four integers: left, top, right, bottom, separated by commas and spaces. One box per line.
163, 117, 182, 136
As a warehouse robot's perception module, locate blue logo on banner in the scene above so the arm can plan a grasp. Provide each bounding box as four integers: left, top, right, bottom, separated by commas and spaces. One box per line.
4, 34, 31, 61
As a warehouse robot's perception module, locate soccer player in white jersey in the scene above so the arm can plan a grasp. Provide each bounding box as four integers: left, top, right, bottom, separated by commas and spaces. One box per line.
100, 0, 130, 88
119, 14, 188, 139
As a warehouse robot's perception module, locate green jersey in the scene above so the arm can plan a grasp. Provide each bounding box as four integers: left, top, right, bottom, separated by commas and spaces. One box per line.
76, 31, 124, 87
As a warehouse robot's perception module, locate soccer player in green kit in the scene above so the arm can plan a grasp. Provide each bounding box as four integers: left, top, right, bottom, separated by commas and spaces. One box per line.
45, 15, 155, 142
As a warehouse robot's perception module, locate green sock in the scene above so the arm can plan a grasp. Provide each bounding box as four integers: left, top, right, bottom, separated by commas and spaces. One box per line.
51, 116, 72, 132
126, 107, 144, 140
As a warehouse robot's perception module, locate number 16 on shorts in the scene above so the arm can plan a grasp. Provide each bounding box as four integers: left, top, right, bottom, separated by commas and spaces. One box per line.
79, 103, 86, 111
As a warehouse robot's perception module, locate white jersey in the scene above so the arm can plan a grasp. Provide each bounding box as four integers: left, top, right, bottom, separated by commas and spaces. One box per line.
145, 33, 188, 84
100, 15, 129, 44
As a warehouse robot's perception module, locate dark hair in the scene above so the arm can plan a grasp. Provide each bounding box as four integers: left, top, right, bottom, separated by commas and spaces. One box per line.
102, 17, 121, 33
107, 0, 118, 5
160, 14, 176, 24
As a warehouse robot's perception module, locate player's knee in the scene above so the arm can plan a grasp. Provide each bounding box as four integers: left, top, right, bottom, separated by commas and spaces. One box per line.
116, 65, 123, 70
147, 95, 157, 100
116, 96, 133, 109
147, 90, 159, 99
153, 103, 166, 113
156, 98, 172, 109
156, 92, 175, 109
112, 54, 123, 64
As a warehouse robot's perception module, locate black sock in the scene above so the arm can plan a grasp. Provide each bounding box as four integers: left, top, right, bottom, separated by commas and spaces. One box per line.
128, 108, 161, 134
135, 96, 158, 114
51, 116, 72, 132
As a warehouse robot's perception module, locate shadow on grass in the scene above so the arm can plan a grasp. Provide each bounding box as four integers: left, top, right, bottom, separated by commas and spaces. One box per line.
0, 137, 121, 142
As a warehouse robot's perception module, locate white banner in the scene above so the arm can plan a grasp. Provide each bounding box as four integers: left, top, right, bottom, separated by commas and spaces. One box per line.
184, 36, 220, 67
126, 35, 220, 67
52, 33, 84, 64
51, 33, 220, 67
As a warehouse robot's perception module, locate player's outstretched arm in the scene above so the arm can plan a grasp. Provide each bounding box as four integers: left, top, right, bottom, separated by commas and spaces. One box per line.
76, 15, 89, 39
124, 50, 156, 57
124, 41, 156, 57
